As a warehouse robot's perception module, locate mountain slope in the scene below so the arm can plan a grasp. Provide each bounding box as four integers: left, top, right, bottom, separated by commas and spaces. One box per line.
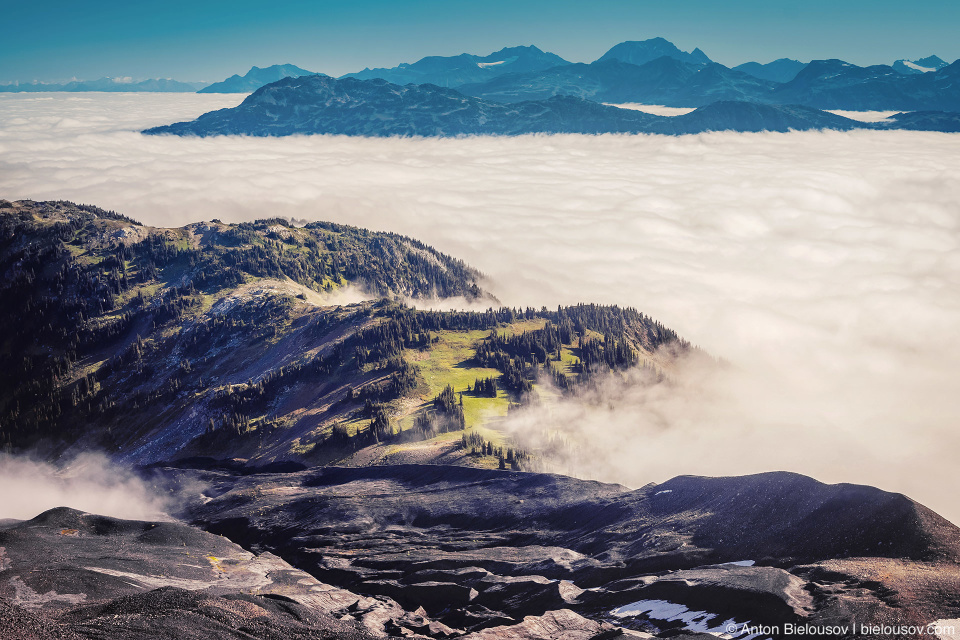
0, 200, 493, 460
197, 64, 316, 93
0, 200, 688, 469
342, 45, 570, 88
0, 507, 385, 638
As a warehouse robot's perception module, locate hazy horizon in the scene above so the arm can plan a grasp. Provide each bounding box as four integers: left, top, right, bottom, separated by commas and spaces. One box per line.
2, 0, 959, 84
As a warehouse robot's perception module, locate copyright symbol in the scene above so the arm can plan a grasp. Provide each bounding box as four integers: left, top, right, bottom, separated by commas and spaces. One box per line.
725, 623, 738, 634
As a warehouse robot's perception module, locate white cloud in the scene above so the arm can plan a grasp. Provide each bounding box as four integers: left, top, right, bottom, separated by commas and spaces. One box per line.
825, 109, 901, 122
2, 94, 960, 522
0, 452, 172, 521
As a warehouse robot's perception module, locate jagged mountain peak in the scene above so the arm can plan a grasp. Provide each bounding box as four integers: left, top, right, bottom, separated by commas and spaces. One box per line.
892, 54, 949, 75
198, 63, 317, 93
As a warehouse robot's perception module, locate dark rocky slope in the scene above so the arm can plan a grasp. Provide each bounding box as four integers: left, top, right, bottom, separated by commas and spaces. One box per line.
0, 507, 401, 638
7, 465, 960, 639
161, 463, 960, 638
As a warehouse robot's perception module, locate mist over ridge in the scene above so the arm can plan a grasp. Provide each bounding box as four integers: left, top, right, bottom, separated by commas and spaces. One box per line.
1, 93, 959, 522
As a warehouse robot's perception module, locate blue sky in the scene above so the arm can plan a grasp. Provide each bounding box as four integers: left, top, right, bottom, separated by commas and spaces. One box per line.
2, 0, 958, 83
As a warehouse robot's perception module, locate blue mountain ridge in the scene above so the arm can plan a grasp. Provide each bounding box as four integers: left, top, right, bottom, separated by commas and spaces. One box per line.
733, 58, 807, 83
771, 58, 960, 110
0, 77, 205, 92
341, 45, 570, 88
459, 53, 960, 111
142, 74, 960, 137
198, 64, 316, 93
457, 57, 777, 106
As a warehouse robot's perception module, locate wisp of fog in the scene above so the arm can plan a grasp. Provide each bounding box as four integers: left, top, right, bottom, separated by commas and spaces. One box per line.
1, 93, 959, 521
0, 452, 171, 521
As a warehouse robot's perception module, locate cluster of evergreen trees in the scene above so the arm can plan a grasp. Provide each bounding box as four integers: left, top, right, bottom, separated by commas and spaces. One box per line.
414, 384, 465, 436
470, 377, 498, 397
459, 431, 524, 470
576, 334, 637, 373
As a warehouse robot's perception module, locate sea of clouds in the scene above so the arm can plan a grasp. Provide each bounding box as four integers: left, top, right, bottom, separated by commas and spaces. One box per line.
1, 93, 959, 522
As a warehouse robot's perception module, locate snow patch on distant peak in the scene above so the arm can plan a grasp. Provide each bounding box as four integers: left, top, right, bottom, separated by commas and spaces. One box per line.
826, 109, 901, 123
903, 60, 936, 73
478, 56, 518, 69
604, 103, 696, 117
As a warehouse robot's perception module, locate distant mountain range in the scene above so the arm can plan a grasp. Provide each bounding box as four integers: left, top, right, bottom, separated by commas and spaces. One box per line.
0, 77, 205, 92
143, 73, 960, 138
342, 45, 569, 88
459, 54, 960, 111
4, 39, 957, 108
197, 63, 316, 93
458, 57, 778, 106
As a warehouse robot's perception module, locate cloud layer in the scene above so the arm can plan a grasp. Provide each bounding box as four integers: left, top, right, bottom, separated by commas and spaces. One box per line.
2, 94, 959, 521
